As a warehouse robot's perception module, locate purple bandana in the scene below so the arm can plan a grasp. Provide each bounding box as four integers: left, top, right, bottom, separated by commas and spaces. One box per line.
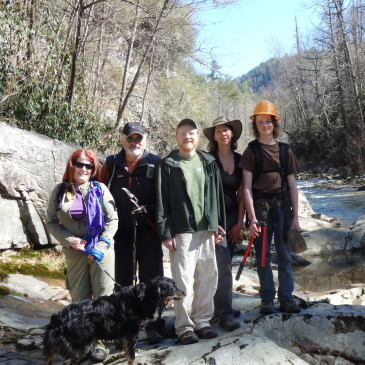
83, 183, 105, 260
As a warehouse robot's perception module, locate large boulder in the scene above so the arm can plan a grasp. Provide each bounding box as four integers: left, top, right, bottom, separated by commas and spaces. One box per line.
244, 304, 365, 365
301, 220, 365, 256
0, 122, 76, 248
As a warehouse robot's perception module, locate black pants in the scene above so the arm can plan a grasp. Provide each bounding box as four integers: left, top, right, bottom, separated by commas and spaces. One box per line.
114, 223, 163, 287
213, 213, 237, 321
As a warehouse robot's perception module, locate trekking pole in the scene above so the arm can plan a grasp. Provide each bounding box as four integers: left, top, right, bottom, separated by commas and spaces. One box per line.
131, 213, 138, 286
95, 262, 123, 291
235, 235, 255, 281
122, 188, 158, 233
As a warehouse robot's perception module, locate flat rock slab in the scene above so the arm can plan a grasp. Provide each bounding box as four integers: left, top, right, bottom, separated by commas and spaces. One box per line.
0, 294, 65, 330
1, 274, 70, 301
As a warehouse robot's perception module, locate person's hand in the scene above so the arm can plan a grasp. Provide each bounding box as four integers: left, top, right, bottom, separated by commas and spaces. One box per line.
70, 237, 86, 250
290, 216, 301, 231
162, 238, 176, 251
214, 225, 226, 246
228, 222, 243, 243
249, 221, 261, 238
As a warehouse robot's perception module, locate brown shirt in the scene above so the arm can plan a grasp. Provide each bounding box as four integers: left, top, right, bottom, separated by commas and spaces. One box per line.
239, 141, 300, 193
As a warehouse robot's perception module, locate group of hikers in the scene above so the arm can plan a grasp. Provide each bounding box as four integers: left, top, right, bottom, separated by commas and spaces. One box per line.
45, 100, 302, 362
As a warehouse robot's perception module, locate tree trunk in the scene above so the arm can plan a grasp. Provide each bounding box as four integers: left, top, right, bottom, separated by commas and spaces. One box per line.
115, 0, 141, 127
114, 0, 170, 130
65, 0, 83, 104
26, 0, 36, 69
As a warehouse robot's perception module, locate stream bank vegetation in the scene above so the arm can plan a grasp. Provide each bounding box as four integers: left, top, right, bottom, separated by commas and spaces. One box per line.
0, 247, 66, 290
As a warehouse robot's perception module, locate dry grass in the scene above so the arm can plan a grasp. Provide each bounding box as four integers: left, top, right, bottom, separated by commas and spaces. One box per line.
0, 247, 66, 280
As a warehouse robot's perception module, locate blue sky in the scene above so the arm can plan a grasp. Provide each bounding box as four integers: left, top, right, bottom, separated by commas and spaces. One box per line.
194, 0, 318, 78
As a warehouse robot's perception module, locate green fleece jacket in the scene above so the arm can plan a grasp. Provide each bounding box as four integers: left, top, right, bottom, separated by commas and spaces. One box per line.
156, 150, 226, 240
46, 181, 118, 251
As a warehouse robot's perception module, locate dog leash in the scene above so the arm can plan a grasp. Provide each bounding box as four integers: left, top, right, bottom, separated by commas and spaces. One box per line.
95, 262, 123, 291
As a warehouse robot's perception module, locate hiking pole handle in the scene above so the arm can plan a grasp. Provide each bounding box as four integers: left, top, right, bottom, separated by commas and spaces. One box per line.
122, 187, 140, 209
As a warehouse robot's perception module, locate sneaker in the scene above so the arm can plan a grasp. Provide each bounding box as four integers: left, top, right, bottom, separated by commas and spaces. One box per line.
147, 329, 164, 345
219, 318, 241, 332
179, 330, 199, 345
260, 299, 274, 314
280, 299, 301, 313
90, 347, 108, 362
195, 326, 218, 339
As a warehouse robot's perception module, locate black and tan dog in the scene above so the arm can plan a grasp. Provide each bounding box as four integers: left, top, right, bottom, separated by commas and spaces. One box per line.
43, 276, 186, 365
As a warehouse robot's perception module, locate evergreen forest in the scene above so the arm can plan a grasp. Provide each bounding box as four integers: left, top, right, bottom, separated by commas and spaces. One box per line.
1, 0, 365, 172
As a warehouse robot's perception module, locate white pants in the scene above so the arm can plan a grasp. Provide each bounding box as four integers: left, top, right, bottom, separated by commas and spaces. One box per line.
169, 231, 218, 337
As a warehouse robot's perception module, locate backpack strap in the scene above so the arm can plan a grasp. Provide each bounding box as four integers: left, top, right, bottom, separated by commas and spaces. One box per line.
105, 154, 118, 189
278, 141, 289, 192
248, 140, 263, 184
56, 183, 67, 211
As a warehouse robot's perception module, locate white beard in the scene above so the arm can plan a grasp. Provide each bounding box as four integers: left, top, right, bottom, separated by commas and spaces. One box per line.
125, 147, 143, 158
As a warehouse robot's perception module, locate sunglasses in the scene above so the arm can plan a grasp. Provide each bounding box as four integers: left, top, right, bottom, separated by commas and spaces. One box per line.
74, 161, 94, 170
126, 135, 143, 143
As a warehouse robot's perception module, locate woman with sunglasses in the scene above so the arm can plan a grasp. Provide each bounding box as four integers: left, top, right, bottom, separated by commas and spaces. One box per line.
46, 149, 118, 361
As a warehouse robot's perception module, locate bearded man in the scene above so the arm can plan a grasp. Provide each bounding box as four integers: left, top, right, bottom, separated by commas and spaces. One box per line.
100, 122, 164, 345
156, 118, 226, 345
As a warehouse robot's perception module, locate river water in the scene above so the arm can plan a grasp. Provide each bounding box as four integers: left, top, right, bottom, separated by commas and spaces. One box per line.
297, 180, 365, 225
293, 180, 365, 292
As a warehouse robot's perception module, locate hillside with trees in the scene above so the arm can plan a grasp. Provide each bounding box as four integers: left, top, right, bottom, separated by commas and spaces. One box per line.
1, 0, 365, 172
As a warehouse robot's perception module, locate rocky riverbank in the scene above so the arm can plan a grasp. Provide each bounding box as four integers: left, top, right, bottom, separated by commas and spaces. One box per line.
1, 253, 365, 365
297, 167, 365, 191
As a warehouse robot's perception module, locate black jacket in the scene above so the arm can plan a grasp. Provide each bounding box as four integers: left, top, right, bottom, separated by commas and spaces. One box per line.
103, 150, 161, 229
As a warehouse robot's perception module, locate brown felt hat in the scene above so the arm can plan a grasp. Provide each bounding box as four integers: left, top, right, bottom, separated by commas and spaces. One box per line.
203, 116, 242, 144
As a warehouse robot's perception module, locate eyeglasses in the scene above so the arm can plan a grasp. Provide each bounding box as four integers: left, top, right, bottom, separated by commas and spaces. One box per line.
126, 135, 143, 143
74, 161, 94, 170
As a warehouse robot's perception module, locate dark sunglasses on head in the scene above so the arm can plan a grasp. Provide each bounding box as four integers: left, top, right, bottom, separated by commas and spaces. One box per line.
74, 161, 94, 170
126, 135, 143, 143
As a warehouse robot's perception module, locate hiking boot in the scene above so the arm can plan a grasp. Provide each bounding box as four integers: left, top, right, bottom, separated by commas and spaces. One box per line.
195, 326, 218, 339
147, 329, 164, 345
260, 299, 274, 314
179, 330, 199, 345
280, 299, 301, 313
90, 348, 108, 362
219, 318, 241, 332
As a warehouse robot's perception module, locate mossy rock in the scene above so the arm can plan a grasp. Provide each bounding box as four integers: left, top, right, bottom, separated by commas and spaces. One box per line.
0, 262, 64, 280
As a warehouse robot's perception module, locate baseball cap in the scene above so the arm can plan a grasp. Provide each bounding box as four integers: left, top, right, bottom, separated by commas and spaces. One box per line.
122, 122, 145, 136
177, 118, 199, 130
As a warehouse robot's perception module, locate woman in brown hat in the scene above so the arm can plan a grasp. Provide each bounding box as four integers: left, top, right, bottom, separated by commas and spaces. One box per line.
203, 116, 245, 332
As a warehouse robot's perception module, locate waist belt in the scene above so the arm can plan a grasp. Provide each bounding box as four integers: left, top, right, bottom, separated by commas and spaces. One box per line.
254, 199, 284, 208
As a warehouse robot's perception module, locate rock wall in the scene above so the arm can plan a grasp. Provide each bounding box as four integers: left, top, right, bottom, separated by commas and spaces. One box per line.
0, 122, 77, 249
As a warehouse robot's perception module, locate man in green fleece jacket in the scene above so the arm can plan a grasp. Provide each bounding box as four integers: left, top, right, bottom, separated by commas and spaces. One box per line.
156, 118, 226, 345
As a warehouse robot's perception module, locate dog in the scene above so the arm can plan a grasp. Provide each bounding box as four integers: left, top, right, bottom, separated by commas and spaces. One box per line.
43, 276, 186, 365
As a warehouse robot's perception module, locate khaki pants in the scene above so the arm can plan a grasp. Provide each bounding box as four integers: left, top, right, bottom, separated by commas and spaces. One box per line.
63, 242, 115, 302
170, 231, 218, 337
